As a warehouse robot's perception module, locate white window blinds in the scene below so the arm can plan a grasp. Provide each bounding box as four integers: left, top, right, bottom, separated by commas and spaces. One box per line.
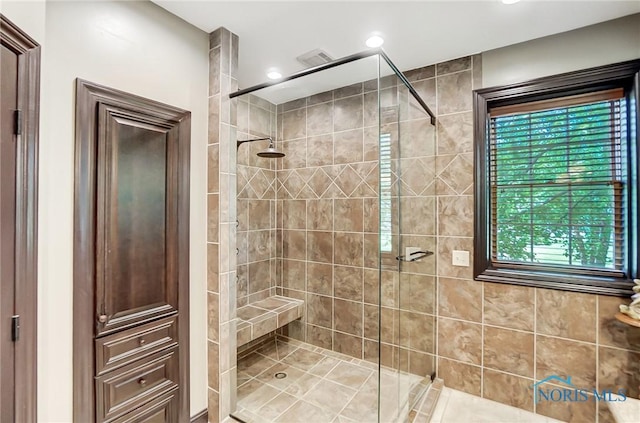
489, 89, 626, 273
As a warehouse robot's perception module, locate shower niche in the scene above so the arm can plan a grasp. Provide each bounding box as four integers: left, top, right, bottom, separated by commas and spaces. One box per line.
231, 51, 437, 422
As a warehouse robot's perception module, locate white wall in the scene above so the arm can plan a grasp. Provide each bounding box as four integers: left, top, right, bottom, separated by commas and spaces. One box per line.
1, 0, 46, 43
3, 1, 209, 421
483, 13, 640, 88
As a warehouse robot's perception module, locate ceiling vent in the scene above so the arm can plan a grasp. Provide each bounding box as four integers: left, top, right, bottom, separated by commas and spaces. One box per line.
296, 49, 334, 68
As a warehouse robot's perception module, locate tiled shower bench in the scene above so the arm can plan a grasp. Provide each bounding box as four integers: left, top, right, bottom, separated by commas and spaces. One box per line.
236, 296, 304, 347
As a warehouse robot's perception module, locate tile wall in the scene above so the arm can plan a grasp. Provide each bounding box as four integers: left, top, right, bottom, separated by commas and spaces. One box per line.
236, 95, 278, 307
422, 55, 640, 423
438, 280, 640, 422
273, 81, 386, 358
272, 75, 438, 379
207, 27, 239, 422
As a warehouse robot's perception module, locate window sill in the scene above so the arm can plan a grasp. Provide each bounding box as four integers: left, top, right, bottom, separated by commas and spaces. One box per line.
474, 267, 634, 297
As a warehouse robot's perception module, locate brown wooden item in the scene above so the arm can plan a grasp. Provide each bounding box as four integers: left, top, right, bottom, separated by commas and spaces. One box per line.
0, 14, 40, 423
615, 312, 640, 328
73, 79, 190, 422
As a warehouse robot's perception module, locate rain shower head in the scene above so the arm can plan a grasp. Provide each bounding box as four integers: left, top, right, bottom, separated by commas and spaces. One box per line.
257, 141, 285, 158
237, 137, 285, 158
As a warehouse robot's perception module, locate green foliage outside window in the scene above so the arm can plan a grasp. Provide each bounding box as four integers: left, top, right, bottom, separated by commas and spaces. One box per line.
492, 100, 624, 269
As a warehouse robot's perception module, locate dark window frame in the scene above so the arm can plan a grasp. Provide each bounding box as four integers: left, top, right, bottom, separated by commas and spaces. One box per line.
473, 59, 640, 296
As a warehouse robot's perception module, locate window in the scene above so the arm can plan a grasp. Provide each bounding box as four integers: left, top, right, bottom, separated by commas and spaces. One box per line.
492, 91, 625, 271
474, 60, 640, 295
379, 132, 392, 252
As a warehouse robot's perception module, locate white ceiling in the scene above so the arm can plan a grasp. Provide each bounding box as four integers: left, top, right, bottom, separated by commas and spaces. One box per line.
153, 0, 640, 102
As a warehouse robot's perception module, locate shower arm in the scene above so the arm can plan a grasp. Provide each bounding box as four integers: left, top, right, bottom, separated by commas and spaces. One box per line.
236, 137, 274, 149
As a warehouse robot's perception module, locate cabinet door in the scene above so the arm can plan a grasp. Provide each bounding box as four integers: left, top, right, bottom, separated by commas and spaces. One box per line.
110, 390, 178, 423
95, 104, 180, 336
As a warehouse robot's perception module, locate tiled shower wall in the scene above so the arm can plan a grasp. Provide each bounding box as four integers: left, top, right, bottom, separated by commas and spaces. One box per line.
272, 75, 438, 378
274, 82, 387, 358
424, 56, 640, 423
207, 27, 239, 422
236, 95, 278, 307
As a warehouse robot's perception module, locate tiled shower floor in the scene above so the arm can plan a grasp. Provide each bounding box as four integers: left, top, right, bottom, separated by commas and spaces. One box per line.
233, 336, 426, 423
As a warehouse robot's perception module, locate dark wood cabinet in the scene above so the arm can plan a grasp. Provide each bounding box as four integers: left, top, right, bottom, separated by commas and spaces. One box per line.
74, 80, 190, 422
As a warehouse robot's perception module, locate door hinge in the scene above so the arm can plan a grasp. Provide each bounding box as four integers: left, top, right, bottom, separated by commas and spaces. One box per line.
14, 110, 22, 135
11, 315, 20, 342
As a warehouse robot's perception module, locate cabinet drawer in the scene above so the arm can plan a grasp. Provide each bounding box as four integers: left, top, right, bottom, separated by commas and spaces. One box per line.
96, 315, 178, 375
96, 347, 179, 422
109, 389, 178, 423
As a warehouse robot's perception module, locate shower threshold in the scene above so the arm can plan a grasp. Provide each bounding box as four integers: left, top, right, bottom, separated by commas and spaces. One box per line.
427, 387, 565, 423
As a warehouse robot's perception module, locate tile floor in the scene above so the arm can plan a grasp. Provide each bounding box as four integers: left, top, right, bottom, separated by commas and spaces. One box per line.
233, 336, 575, 423
233, 336, 426, 423
429, 388, 564, 423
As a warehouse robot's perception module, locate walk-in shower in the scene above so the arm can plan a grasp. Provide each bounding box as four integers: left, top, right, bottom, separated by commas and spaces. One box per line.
231, 47, 437, 423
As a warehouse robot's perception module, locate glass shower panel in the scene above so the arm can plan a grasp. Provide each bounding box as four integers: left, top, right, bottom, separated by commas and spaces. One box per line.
233, 55, 387, 423
400, 83, 437, 416
378, 59, 437, 421
229, 51, 435, 423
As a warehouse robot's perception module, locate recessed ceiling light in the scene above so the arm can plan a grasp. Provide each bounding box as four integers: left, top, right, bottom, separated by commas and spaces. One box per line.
366, 35, 384, 48
266, 70, 282, 80
502, 0, 521, 4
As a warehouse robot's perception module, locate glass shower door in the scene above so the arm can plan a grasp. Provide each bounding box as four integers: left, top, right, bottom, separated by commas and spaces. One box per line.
378, 60, 437, 421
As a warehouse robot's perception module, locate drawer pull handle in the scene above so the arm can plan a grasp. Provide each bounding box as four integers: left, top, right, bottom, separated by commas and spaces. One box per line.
98, 315, 107, 323
138, 378, 147, 387
139, 338, 146, 346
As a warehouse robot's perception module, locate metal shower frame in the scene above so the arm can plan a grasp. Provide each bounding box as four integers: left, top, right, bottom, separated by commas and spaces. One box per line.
228, 47, 436, 125
236, 136, 273, 149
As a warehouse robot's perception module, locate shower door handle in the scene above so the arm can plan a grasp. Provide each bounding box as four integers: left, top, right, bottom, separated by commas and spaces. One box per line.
396, 250, 434, 262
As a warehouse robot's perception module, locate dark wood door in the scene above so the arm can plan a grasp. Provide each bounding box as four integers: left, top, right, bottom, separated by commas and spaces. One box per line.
0, 15, 39, 423
95, 105, 180, 336
0, 39, 19, 423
